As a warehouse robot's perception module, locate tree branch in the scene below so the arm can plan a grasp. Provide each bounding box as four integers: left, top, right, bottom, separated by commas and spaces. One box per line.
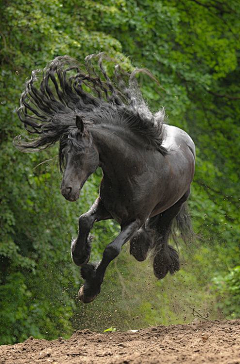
206, 89, 240, 100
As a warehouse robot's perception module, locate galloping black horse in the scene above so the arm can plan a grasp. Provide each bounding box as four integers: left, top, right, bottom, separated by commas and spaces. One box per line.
17, 54, 195, 303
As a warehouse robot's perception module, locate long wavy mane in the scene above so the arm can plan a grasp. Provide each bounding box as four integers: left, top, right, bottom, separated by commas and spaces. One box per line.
16, 53, 167, 154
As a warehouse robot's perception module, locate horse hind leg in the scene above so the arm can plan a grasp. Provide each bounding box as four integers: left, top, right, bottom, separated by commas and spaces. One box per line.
130, 225, 153, 262
149, 190, 191, 279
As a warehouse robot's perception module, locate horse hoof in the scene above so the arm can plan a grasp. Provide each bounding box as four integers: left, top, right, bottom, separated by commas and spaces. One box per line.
78, 286, 97, 303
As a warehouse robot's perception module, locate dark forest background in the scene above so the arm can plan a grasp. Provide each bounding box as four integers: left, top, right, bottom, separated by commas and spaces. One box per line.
1, 0, 239, 344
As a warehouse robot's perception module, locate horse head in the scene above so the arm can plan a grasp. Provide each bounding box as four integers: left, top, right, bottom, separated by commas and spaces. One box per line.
60, 116, 99, 201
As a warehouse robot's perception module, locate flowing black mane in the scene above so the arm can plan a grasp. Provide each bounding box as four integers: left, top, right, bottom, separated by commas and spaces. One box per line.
16, 53, 167, 154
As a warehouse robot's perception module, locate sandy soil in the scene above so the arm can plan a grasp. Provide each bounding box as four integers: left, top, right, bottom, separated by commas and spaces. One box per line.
0, 320, 239, 364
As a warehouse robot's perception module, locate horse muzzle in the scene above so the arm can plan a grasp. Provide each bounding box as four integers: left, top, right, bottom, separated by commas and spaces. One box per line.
61, 186, 80, 202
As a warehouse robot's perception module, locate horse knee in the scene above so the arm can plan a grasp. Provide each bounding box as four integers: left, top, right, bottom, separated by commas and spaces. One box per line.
72, 249, 90, 266
79, 214, 92, 231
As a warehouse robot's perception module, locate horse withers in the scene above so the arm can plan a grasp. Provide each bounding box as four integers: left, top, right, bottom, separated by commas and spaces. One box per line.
16, 53, 195, 303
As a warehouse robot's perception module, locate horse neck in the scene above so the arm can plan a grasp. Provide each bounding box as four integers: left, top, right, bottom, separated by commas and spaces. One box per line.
89, 124, 139, 177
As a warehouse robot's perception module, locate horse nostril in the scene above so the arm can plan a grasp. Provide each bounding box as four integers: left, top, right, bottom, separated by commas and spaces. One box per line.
66, 187, 72, 195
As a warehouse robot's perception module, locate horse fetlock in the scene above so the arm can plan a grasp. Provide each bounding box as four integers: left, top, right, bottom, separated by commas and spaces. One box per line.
153, 244, 180, 279
79, 264, 101, 303
167, 245, 180, 274
130, 229, 152, 262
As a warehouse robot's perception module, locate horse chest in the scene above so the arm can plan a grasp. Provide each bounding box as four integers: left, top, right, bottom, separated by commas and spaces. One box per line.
99, 171, 159, 224
99, 178, 143, 223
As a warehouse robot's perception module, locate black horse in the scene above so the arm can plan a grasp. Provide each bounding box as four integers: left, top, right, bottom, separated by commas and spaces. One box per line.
16, 53, 195, 303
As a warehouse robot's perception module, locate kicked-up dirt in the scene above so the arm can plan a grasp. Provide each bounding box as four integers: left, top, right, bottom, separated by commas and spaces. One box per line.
0, 320, 239, 364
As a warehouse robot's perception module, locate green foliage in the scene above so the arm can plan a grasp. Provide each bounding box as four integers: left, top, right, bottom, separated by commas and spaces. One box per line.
0, 0, 125, 344
213, 266, 240, 319
1, 0, 240, 345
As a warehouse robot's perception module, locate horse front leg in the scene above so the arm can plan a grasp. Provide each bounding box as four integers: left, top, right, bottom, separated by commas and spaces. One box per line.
78, 219, 141, 303
71, 198, 111, 266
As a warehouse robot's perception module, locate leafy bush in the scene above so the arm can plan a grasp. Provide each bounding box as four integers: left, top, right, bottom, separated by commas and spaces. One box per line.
213, 266, 240, 319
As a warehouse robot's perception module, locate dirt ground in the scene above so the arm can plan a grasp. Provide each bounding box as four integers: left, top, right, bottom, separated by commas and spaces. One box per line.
0, 320, 239, 364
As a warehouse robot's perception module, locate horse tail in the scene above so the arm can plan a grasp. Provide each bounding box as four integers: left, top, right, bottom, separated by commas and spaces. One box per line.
147, 199, 193, 279
171, 201, 194, 246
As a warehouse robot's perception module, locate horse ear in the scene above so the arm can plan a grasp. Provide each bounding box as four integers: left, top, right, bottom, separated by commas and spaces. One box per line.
76, 115, 84, 133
